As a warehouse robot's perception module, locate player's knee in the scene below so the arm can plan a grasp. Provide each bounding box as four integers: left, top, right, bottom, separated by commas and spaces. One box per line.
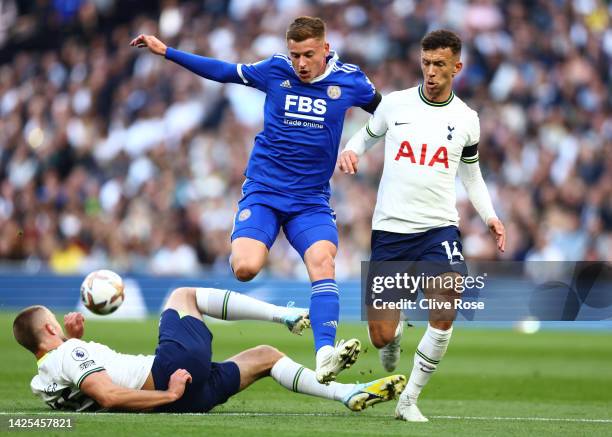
231, 259, 261, 282
306, 250, 335, 277
369, 326, 396, 349
166, 287, 196, 307
253, 345, 284, 372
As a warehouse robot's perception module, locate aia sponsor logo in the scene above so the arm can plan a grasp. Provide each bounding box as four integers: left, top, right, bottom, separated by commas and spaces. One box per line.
394, 141, 449, 168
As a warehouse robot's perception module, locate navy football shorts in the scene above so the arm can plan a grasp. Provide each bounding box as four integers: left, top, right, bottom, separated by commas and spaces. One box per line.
151, 309, 241, 413
365, 226, 468, 305
370, 225, 467, 270
231, 180, 338, 258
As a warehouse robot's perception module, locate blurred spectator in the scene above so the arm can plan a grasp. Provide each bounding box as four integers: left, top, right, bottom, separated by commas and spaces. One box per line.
0, 0, 610, 276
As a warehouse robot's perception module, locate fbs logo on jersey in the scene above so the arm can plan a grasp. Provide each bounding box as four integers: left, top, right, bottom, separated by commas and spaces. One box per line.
280, 80, 291, 89
395, 141, 449, 168
71, 347, 88, 361
284, 94, 327, 122
447, 125, 455, 140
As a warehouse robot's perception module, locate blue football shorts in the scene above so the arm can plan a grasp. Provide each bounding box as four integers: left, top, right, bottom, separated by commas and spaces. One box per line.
231, 180, 338, 258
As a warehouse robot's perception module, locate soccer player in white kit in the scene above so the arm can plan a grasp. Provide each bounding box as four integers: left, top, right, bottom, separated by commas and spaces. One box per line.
13, 287, 406, 413
339, 30, 506, 422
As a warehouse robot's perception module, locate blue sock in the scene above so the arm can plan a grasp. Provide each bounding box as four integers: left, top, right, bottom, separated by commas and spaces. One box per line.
310, 279, 339, 352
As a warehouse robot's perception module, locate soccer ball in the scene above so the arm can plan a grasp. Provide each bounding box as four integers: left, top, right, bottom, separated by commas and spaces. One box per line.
80, 270, 125, 315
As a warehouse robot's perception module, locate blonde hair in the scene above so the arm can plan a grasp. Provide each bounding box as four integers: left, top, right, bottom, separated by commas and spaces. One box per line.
13, 305, 47, 354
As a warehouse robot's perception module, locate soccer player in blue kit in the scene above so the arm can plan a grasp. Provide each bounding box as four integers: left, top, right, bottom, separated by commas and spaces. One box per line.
131, 16, 382, 383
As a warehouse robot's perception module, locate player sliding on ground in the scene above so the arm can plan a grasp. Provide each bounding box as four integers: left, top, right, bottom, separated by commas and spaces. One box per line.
130, 16, 382, 383
13, 287, 406, 413
339, 30, 506, 422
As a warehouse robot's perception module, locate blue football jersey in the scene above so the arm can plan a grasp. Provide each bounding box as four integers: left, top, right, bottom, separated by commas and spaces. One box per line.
237, 52, 376, 198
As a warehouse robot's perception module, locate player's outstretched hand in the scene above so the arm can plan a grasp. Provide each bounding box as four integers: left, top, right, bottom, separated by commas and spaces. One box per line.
338, 150, 359, 175
64, 312, 85, 339
129, 34, 167, 56
487, 217, 506, 253
167, 369, 192, 400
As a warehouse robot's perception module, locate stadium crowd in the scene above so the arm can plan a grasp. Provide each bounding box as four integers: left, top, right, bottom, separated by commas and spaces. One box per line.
0, 0, 611, 277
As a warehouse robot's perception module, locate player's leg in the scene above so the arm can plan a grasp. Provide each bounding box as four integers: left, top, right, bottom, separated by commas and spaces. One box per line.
164, 287, 310, 335
366, 231, 415, 373
225, 346, 406, 411
230, 203, 282, 281
284, 209, 360, 383
367, 307, 403, 373
230, 238, 268, 282
396, 226, 465, 422
396, 271, 458, 422
303, 239, 339, 352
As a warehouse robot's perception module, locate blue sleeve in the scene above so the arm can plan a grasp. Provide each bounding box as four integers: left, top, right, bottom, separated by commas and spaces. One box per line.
352, 70, 377, 107
165, 47, 243, 84
236, 56, 276, 92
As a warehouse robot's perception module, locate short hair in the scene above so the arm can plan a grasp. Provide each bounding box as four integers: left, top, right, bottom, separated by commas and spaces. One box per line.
421, 29, 462, 55
286, 16, 326, 42
13, 305, 47, 354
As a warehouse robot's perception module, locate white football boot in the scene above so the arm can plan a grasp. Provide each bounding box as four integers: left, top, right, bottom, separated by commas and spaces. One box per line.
395, 394, 429, 422
281, 304, 310, 335
315, 338, 361, 384
379, 321, 404, 372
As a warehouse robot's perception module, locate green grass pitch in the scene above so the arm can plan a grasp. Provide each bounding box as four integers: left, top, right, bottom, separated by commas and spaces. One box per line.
1, 313, 611, 436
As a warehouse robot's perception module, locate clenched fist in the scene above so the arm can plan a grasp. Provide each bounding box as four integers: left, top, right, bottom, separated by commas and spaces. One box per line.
167, 369, 192, 400
64, 312, 85, 339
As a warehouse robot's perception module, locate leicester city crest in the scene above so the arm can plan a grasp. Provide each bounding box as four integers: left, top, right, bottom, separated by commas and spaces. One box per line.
238, 209, 251, 222
327, 85, 341, 99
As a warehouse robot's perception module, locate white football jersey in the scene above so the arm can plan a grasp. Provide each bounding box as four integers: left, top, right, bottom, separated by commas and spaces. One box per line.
31, 338, 154, 411
351, 85, 481, 234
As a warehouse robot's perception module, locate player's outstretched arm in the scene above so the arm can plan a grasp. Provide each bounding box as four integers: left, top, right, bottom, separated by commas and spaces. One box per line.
339, 124, 385, 174
64, 312, 85, 339
130, 34, 167, 56
458, 161, 505, 252
339, 98, 388, 174
130, 34, 244, 84
80, 369, 191, 411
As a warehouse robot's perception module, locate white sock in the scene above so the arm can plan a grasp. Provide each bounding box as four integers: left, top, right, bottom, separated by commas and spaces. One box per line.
271, 356, 354, 401
195, 288, 289, 323
402, 324, 453, 404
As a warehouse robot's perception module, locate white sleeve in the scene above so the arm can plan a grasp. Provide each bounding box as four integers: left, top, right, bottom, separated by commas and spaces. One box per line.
458, 160, 497, 224
343, 96, 389, 156
61, 340, 105, 388
458, 111, 496, 223
467, 110, 480, 146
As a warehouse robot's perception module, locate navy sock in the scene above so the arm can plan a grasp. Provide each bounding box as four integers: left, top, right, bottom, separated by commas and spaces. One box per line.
310, 279, 339, 352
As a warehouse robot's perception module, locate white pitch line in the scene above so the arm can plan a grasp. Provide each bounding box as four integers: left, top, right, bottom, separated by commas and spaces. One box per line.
431, 415, 612, 424
0, 412, 611, 423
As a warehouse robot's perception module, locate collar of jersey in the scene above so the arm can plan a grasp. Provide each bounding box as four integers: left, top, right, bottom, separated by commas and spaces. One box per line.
306, 51, 339, 84
418, 85, 454, 107
37, 350, 54, 367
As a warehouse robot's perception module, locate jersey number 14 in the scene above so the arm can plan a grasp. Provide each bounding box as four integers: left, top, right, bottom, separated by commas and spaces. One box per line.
441, 240, 464, 264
